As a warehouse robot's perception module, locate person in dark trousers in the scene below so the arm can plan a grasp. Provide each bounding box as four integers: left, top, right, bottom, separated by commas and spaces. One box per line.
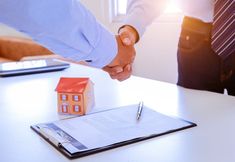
115, 0, 235, 95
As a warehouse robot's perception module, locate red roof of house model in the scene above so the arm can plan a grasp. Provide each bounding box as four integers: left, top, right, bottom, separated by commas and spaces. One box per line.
55, 77, 90, 93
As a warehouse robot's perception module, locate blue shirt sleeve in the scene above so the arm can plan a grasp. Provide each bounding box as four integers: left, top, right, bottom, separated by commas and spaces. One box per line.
0, 0, 117, 68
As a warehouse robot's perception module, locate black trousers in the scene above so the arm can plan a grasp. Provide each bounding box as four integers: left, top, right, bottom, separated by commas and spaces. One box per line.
177, 16, 235, 96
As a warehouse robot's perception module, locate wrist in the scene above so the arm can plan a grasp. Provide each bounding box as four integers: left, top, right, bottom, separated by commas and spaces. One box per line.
118, 25, 139, 43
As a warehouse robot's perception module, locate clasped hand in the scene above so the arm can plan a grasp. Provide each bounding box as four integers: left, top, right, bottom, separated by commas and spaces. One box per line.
103, 26, 137, 81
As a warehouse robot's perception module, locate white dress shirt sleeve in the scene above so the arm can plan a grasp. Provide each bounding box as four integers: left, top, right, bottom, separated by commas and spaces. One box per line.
124, 0, 169, 37
0, 0, 117, 68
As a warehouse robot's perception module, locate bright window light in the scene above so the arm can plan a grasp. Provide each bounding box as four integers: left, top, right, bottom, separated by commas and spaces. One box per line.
116, 0, 127, 15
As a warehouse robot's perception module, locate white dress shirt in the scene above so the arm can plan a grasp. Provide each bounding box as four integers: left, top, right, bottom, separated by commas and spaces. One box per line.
125, 0, 214, 37
0, 0, 117, 68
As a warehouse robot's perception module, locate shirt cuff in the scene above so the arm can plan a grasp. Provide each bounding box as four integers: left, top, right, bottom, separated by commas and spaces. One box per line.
86, 28, 117, 68
124, 13, 147, 38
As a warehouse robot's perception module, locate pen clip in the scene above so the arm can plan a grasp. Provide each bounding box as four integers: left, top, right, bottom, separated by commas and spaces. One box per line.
137, 101, 144, 120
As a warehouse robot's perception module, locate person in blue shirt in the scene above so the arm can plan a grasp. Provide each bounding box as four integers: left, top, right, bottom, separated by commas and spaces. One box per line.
0, 0, 135, 81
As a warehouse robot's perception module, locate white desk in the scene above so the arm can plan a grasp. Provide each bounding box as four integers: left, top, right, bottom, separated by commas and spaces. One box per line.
1, 63, 235, 162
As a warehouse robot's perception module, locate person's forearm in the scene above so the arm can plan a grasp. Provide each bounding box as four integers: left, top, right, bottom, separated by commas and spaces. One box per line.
0, 0, 117, 68
124, 0, 169, 37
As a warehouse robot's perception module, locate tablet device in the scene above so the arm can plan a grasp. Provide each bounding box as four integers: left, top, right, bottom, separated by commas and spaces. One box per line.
0, 59, 70, 77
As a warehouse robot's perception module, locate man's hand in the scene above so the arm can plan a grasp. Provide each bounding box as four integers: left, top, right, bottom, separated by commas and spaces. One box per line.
118, 25, 138, 46
103, 64, 132, 81
102, 35, 136, 81
103, 26, 139, 81
108, 35, 135, 67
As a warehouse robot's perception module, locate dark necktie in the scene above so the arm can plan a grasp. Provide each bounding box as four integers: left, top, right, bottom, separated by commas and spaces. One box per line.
211, 0, 235, 60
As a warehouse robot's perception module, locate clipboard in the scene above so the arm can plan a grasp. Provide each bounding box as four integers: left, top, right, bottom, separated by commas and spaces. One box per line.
31, 105, 196, 159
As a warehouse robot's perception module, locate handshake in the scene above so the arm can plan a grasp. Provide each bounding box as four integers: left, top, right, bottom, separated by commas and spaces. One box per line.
102, 26, 139, 81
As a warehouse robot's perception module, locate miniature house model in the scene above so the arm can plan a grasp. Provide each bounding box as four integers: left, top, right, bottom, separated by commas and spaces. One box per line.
55, 77, 94, 115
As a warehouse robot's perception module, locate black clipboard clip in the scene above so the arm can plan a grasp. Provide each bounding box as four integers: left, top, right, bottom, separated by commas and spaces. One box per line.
34, 124, 87, 155
36, 125, 67, 145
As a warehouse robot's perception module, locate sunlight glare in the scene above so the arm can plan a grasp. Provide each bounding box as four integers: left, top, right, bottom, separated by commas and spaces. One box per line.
164, 0, 182, 13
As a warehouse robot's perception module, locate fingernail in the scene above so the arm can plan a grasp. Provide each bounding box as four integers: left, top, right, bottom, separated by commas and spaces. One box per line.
115, 67, 123, 73
123, 38, 131, 45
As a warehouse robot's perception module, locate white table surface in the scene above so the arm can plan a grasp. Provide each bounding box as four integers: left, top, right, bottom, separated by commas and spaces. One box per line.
0, 63, 235, 162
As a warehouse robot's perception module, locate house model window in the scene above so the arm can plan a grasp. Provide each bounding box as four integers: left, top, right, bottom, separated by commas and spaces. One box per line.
73, 105, 80, 112
61, 94, 68, 101
61, 104, 68, 113
73, 95, 80, 102
55, 77, 94, 115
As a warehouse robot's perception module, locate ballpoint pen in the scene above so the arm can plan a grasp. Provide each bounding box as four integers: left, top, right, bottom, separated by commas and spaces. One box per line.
136, 101, 144, 120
